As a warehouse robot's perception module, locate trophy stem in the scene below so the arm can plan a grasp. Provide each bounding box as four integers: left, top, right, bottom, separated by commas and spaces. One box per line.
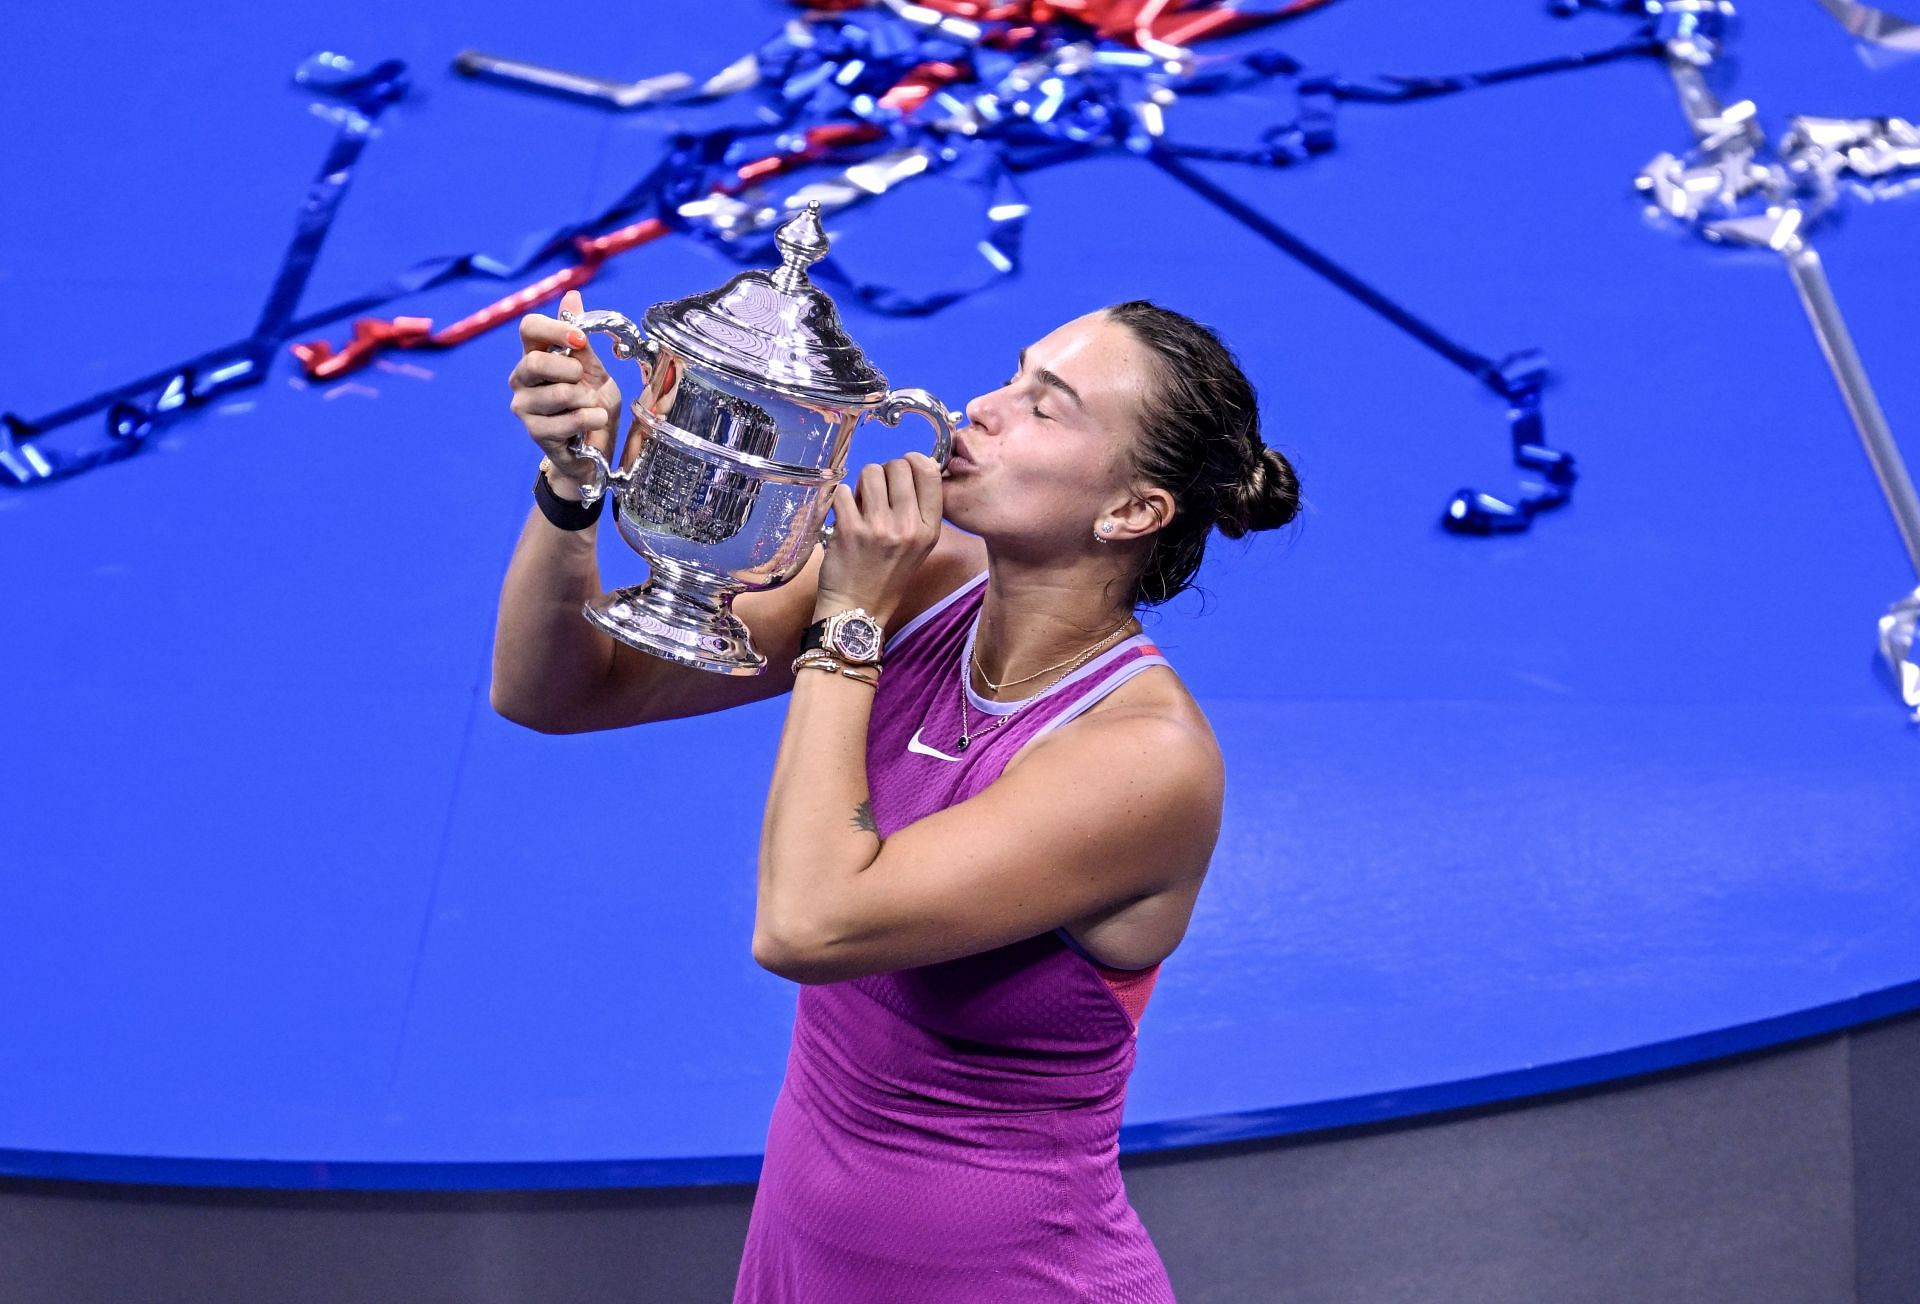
583, 561, 766, 675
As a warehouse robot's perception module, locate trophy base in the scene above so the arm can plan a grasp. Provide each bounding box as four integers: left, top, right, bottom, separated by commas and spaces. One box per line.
584, 580, 766, 676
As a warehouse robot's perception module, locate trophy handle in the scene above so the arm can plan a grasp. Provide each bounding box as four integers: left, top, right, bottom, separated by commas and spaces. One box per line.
565, 440, 615, 507
549, 308, 658, 507
561, 308, 651, 363
874, 388, 956, 469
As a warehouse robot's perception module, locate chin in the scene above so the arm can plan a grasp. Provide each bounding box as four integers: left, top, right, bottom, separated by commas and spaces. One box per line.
938, 483, 977, 530
942, 501, 978, 535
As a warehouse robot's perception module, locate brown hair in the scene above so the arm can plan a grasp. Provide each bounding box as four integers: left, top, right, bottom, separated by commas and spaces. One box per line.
1104, 300, 1302, 607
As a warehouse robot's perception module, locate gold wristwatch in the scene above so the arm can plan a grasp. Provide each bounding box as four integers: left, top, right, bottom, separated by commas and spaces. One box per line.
799, 608, 885, 666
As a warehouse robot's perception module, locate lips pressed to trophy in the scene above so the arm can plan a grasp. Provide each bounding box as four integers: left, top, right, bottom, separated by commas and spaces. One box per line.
552, 201, 956, 675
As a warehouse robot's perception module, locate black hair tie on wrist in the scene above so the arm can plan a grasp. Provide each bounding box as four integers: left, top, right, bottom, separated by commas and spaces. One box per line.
533, 462, 605, 531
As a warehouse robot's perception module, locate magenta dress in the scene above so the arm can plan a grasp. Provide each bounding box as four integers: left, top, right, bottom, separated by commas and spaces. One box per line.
734, 570, 1180, 1302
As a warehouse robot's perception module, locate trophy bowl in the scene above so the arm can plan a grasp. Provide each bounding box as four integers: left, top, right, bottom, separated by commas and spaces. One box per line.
553, 202, 954, 675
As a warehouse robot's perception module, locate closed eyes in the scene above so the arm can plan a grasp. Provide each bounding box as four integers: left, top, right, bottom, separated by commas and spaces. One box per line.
1005, 371, 1052, 421
1011, 346, 1085, 415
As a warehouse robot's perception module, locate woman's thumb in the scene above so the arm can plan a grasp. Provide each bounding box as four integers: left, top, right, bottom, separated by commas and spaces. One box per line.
559, 288, 584, 321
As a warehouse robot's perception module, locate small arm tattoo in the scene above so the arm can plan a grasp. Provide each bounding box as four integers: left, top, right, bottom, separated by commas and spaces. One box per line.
852, 800, 882, 841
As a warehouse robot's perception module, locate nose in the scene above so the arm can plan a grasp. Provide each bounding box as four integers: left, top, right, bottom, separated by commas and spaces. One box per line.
963, 390, 993, 431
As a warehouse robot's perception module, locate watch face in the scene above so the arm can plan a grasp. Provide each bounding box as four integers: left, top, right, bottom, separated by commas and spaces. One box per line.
832, 614, 883, 662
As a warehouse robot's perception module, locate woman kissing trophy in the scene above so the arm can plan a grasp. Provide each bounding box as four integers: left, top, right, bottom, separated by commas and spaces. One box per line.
545, 201, 955, 675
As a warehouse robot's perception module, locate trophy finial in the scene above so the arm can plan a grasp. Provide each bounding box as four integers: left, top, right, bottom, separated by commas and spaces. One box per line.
771, 201, 830, 292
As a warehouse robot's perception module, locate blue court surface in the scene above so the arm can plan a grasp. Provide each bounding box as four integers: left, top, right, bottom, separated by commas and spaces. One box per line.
2, 1, 1916, 1188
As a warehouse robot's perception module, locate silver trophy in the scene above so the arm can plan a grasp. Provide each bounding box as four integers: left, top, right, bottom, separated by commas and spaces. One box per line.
553, 201, 954, 675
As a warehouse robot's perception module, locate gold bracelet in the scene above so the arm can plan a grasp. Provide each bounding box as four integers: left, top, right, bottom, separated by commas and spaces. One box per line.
794, 650, 879, 685
793, 658, 878, 688
791, 649, 881, 676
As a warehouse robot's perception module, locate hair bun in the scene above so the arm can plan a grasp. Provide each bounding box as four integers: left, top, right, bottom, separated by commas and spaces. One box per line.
1218, 444, 1301, 539
1104, 299, 1304, 606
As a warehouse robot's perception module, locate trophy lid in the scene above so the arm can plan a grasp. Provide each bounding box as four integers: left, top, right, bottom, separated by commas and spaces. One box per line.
644, 202, 890, 407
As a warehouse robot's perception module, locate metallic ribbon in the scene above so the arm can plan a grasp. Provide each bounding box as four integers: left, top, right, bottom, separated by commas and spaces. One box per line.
765, 0, 1340, 50
287, 218, 673, 379
1812, 0, 1920, 54
287, 123, 888, 376
1631, 1, 1920, 717
1145, 150, 1573, 534
1880, 589, 1920, 710
449, 47, 761, 109
15, 1, 1676, 503
0, 52, 410, 488
303, 0, 1672, 528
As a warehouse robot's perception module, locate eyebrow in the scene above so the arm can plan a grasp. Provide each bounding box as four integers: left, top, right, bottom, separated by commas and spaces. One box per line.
1017, 347, 1085, 411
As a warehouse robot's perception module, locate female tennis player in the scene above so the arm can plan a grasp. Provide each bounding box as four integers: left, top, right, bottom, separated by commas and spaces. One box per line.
495, 287, 1301, 1300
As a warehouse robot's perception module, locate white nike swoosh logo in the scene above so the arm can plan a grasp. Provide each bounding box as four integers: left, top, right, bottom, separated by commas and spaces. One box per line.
907, 726, 965, 762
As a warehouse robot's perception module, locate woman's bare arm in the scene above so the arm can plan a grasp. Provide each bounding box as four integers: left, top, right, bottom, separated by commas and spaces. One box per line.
756, 672, 1222, 984
491, 519, 987, 733
488, 516, 827, 733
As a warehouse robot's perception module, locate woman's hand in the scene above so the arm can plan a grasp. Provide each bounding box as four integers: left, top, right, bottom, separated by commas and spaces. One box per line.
815, 453, 944, 627
509, 288, 624, 499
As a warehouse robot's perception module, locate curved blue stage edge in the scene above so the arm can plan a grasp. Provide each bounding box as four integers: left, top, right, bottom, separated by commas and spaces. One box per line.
4, 2, 1916, 1194
5, 976, 1920, 1191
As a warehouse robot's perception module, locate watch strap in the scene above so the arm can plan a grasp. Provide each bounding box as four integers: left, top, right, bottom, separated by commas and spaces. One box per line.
533, 461, 604, 531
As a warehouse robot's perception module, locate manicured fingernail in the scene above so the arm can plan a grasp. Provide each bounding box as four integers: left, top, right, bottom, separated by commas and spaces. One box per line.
568, 331, 587, 349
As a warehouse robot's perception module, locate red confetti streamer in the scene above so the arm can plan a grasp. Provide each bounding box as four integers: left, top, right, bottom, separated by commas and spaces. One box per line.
289, 126, 881, 380
878, 60, 969, 112
288, 316, 434, 380
789, 0, 1339, 48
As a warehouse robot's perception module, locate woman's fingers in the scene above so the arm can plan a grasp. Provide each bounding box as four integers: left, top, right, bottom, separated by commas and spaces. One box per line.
907, 452, 943, 527
513, 350, 583, 385
883, 457, 917, 529
523, 409, 607, 444
843, 457, 943, 538
517, 310, 579, 353
817, 457, 941, 614
511, 379, 600, 417
830, 481, 859, 532
516, 292, 602, 380
856, 462, 887, 516
510, 294, 622, 475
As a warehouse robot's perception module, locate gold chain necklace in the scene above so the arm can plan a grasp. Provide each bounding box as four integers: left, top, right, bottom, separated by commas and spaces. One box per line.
971, 613, 1134, 692
956, 620, 1133, 753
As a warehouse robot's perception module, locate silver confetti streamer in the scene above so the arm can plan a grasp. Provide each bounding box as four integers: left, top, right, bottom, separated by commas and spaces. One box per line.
1636, 2, 1920, 719
675, 148, 935, 239
451, 49, 758, 109
1813, 0, 1920, 54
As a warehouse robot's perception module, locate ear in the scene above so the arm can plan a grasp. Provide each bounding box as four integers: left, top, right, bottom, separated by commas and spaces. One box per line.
1102, 482, 1176, 545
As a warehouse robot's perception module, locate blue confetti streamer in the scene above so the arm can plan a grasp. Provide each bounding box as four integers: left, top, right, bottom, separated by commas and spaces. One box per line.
0, 52, 410, 488
6, 1, 1671, 513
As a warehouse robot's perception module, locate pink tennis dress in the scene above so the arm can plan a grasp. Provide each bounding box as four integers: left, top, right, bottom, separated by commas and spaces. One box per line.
734, 570, 1180, 1303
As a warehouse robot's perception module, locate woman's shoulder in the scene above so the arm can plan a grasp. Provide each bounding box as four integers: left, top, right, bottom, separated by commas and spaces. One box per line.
996, 662, 1224, 903
1012, 657, 1222, 788
1089, 663, 1218, 752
